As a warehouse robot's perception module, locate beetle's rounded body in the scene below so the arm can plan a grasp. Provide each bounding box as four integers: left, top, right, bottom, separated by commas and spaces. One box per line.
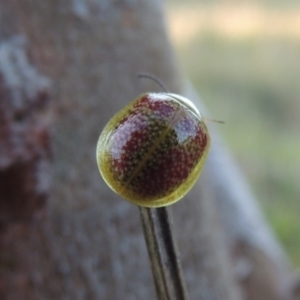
96, 93, 210, 207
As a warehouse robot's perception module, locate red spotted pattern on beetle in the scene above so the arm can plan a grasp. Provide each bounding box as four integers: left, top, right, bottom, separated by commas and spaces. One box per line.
105, 93, 208, 202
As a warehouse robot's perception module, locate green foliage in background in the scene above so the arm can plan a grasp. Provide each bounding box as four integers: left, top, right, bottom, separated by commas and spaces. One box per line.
167, 1, 300, 266
168, 0, 300, 9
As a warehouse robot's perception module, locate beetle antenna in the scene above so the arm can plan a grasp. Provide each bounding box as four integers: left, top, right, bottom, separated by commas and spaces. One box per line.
137, 72, 169, 93
203, 117, 225, 124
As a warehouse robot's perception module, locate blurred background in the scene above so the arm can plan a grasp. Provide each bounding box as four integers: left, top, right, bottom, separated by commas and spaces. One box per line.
165, 0, 300, 267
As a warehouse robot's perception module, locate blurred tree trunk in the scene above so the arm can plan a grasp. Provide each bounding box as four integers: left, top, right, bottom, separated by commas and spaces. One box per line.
0, 0, 295, 299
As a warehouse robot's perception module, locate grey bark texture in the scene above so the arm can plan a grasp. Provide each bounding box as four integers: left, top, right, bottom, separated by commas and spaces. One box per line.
0, 0, 295, 299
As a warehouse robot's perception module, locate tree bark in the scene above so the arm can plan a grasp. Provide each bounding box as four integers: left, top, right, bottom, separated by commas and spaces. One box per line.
0, 1, 294, 299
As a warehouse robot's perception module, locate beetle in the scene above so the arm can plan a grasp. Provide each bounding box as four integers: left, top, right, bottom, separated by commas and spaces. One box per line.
96, 83, 210, 207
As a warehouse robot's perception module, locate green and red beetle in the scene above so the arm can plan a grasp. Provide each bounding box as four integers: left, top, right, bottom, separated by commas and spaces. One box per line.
96, 89, 210, 208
